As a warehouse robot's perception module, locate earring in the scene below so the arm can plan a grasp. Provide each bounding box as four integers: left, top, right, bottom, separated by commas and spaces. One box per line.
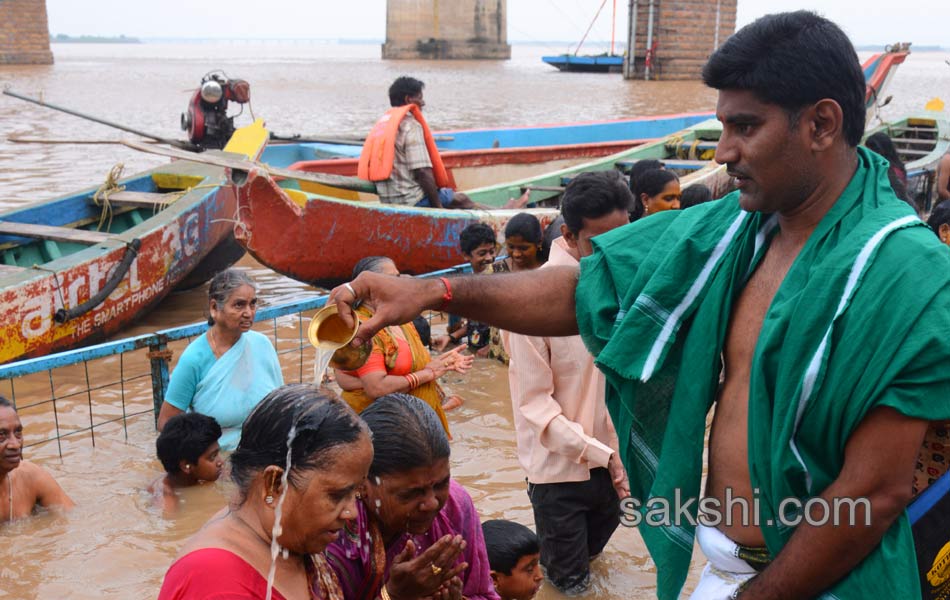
265, 495, 274, 504
355, 491, 362, 499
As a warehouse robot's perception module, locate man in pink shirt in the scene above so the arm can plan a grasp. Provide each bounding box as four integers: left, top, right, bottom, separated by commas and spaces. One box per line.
506, 171, 633, 595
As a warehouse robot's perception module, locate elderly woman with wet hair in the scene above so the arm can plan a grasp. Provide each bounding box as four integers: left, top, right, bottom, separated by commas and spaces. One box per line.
326, 393, 498, 600
157, 268, 283, 450
159, 384, 373, 600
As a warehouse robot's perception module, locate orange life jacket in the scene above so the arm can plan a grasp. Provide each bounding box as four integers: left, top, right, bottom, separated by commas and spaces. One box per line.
357, 104, 455, 189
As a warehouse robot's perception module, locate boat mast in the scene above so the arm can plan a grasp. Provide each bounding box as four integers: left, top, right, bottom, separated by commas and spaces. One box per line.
575, 0, 609, 56
611, 0, 616, 55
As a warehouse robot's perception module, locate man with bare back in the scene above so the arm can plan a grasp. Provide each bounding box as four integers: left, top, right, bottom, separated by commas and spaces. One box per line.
0, 395, 74, 524
329, 12, 950, 600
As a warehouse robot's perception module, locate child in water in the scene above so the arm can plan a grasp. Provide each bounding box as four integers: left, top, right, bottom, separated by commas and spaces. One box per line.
434, 222, 498, 356
483, 519, 544, 600
150, 413, 224, 515
489, 213, 546, 363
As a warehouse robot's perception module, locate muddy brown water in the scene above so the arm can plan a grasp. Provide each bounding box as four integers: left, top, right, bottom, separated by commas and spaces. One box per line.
0, 42, 947, 599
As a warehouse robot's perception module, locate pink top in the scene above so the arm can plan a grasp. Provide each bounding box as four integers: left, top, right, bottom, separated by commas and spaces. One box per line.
507, 237, 620, 484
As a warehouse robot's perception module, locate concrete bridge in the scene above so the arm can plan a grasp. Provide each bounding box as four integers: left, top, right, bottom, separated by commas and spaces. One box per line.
0, 0, 53, 64
383, 0, 510, 59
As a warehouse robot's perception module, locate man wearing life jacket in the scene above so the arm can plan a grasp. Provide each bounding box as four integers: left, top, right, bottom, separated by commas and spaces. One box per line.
359, 76, 475, 209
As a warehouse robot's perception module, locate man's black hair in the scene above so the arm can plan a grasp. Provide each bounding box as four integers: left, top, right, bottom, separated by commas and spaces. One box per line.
680, 183, 714, 209
702, 11, 866, 147
482, 519, 540, 575
156, 413, 222, 474
459, 223, 497, 255
0, 395, 14, 410
389, 76, 424, 107
560, 171, 633, 234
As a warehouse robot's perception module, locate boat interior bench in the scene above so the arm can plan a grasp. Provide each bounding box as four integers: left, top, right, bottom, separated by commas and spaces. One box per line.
90, 190, 177, 209
0, 220, 115, 245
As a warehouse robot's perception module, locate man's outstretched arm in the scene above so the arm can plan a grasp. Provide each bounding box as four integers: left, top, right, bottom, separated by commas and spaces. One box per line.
329, 266, 580, 346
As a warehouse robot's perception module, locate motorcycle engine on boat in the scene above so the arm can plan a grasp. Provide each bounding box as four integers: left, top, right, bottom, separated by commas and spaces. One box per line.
180, 71, 251, 150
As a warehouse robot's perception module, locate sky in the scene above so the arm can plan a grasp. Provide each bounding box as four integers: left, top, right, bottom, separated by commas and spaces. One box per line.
45, 1, 949, 47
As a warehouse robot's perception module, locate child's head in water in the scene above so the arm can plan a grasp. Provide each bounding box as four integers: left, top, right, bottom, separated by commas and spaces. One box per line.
157, 413, 224, 486
503, 213, 545, 272
459, 223, 498, 274
483, 519, 543, 600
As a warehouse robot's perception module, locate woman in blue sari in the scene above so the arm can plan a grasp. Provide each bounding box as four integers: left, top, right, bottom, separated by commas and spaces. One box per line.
157, 269, 283, 451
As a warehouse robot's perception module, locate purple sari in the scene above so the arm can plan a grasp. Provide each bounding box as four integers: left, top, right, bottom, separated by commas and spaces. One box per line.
325, 479, 499, 600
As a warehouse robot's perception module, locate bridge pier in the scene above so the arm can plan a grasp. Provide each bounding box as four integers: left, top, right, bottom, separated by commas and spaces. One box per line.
383, 0, 510, 60
0, 0, 53, 65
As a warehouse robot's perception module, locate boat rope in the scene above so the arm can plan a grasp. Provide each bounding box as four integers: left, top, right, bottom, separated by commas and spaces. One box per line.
92, 163, 125, 232
574, 0, 610, 56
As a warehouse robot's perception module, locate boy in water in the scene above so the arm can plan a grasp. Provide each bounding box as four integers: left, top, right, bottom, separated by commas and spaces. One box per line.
483, 519, 544, 600
150, 413, 224, 514
434, 222, 496, 356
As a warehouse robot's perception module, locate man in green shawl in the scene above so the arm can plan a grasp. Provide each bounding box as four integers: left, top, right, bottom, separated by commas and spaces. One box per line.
329, 11, 950, 600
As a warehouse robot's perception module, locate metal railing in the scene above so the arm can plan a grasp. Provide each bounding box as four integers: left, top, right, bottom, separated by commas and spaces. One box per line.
0, 263, 471, 458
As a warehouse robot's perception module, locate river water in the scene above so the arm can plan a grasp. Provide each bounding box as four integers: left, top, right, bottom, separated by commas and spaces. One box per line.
0, 42, 947, 599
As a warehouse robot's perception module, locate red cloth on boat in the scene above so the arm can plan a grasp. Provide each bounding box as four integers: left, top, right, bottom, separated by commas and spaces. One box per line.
158, 548, 288, 600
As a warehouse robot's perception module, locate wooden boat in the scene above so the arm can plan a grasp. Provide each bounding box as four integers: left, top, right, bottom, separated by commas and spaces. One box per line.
865, 112, 950, 211
260, 110, 716, 162
0, 121, 269, 364
232, 119, 731, 286
261, 44, 908, 165
542, 54, 624, 73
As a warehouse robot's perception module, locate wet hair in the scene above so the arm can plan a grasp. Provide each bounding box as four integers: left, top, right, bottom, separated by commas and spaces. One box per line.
561, 171, 633, 234
412, 315, 431, 347
632, 169, 679, 201
927, 200, 950, 234
482, 520, 540, 575
352, 256, 396, 279
0, 395, 13, 410
459, 223, 497, 255
504, 213, 543, 244
389, 76, 424, 107
230, 384, 368, 498
360, 393, 449, 477
702, 11, 866, 147
156, 413, 222, 474
680, 183, 714, 209
865, 132, 906, 176
208, 269, 256, 326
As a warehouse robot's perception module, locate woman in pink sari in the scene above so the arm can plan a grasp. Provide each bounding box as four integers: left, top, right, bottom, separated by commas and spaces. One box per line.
325, 393, 498, 600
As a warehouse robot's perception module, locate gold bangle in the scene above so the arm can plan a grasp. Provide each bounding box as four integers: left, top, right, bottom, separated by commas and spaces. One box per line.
381, 585, 392, 600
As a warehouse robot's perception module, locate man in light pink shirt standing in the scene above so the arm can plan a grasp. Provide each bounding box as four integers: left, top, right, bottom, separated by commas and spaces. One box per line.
507, 171, 633, 595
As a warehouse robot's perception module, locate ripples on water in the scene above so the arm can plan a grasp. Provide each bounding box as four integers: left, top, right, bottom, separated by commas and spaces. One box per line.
0, 42, 947, 599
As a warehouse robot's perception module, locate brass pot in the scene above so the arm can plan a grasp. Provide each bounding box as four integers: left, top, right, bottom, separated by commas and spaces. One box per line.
307, 305, 371, 371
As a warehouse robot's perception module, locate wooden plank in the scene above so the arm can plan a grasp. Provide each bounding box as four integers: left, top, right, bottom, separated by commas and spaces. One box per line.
520, 185, 565, 193
95, 190, 176, 209
0, 221, 115, 245
120, 139, 377, 193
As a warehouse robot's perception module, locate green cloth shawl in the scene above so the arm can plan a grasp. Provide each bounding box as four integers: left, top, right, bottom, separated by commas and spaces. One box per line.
576, 147, 950, 599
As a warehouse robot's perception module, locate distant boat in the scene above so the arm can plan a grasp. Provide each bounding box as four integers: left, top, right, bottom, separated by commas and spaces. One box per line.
542, 53, 624, 73
542, 0, 622, 73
